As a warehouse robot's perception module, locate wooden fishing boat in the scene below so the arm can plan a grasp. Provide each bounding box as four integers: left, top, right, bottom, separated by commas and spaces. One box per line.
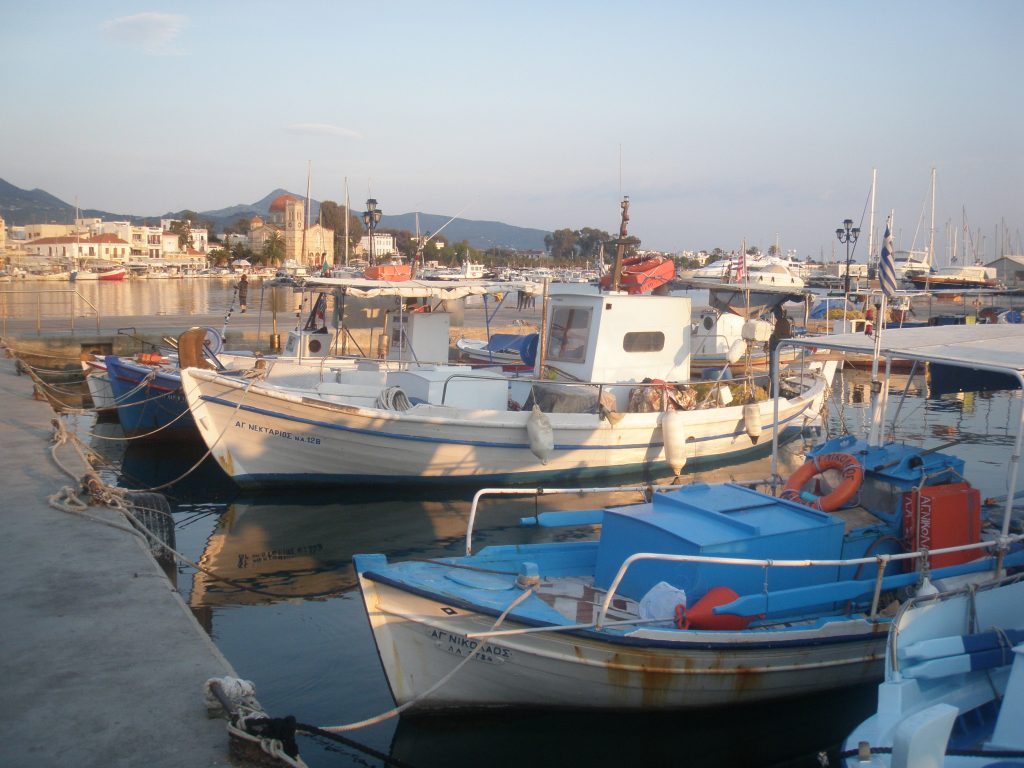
181, 280, 835, 487
353, 324, 1024, 712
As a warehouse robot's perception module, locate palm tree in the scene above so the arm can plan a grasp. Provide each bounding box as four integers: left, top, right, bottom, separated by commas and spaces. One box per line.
262, 232, 285, 267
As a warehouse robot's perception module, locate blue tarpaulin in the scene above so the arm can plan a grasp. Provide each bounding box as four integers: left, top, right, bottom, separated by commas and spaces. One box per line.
484, 333, 539, 366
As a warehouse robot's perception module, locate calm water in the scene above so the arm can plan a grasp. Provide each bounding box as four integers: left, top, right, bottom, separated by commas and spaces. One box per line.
62, 365, 1024, 768
2, 275, 245, 318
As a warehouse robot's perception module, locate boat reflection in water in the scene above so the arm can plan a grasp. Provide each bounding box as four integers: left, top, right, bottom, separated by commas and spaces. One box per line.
186, 483, 700, 610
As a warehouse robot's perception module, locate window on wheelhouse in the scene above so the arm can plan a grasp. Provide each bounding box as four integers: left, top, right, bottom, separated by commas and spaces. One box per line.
622, 331, 664, 353
547, 307, 592, 363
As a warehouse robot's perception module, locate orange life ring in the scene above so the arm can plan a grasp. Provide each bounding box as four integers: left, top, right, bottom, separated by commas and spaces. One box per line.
781, 452, 863, 512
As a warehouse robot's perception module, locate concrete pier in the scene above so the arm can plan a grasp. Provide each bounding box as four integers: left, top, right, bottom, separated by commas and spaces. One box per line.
0, 350, 235, 766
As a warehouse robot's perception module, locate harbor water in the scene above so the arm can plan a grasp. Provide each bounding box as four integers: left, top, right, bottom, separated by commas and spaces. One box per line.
63, 365, 1022, 768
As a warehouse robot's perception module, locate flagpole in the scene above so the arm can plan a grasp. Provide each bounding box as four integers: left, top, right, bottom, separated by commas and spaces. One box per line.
869, 210, 896, 446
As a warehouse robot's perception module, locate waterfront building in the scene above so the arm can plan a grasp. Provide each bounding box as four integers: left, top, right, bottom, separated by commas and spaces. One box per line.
23, 233, 131, 262
358, 231, 398, 259
248, 194, 334, 269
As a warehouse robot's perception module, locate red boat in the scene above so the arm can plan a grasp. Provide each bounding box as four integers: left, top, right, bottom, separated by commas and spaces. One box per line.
600, 255, 675, 295
363, 263, 412, 282
97, 266, 127, 281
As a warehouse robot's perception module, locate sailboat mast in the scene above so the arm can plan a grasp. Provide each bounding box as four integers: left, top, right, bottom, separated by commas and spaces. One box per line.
344, 177, 350, 267
928, 167, 936, 268
301, 161, 311, 270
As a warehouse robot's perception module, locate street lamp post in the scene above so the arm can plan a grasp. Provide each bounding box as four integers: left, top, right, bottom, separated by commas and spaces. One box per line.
836, 218, 860, 295
363, 198, 383, 266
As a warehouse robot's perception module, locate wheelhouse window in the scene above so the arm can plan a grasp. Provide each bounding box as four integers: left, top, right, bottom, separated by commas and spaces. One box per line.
622, 331, 665, 353
547, 307, 592, 363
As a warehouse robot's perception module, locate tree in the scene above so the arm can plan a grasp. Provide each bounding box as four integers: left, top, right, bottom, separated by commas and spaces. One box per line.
169, 211, 199, 252
319, 200, 364, 257
262, 232, 285, 266
576, 227, 611, 261
544, 228, 578, 260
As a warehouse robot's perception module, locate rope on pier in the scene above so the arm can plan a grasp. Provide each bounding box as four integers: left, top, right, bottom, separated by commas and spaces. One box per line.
47, 397, 352, 600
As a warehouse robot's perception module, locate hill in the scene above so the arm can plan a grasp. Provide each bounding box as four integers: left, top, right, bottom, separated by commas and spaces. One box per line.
0, 178, 550, 251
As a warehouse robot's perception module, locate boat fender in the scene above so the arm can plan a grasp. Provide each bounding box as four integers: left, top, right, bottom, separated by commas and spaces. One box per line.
526, 405, 553, 464
781, 453, 863, 512
742, 403, 762, 444
662, 409, 688, 475
727, 338, 747, 364
676, 587, 752, 630
135, 352, 167, 365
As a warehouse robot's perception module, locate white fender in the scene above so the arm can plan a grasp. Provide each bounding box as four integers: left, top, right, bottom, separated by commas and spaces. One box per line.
662, 409, 688, 475
526, 405, 554, 464
743, 402, 763, 444
727, 338, 747, 364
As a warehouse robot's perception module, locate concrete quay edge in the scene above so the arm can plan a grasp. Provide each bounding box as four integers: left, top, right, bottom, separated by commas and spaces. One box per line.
0, 348, 237, 767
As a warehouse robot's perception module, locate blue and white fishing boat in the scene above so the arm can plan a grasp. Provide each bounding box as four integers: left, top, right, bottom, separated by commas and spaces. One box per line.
105, 352, 196, 439
842, 575, 1024, 767
353, 324, 1024, 711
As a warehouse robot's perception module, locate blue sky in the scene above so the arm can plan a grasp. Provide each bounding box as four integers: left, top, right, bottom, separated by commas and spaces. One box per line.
2, 1, 1021, 259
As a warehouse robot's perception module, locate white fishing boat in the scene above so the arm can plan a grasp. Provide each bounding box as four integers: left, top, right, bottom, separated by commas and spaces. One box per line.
842, 575, 1024, 767
180, 278, 835, 487
80, 354, 116, 411
352, 323, 1024, 713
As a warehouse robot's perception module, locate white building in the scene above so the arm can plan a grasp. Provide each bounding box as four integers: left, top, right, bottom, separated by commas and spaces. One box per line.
23, 233, 131, 262
358, 232, 397, 259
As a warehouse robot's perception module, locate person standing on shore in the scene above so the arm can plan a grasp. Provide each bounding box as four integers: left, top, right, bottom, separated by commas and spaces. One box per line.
238, 274, 249, 313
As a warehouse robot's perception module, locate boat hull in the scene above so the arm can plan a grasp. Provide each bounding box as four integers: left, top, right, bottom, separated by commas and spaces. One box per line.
105, 356, 194, 440
356, 572, 886, 711
182, 365, 832, 487
81, 359, 116, 411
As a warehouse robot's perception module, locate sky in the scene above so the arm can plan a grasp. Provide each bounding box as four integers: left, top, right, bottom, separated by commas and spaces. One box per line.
2, 1, 1021, 261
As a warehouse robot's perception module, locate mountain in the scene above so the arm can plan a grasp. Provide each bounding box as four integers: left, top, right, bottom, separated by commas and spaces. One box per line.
0, 178, 550, 251
0, 178, 139, 225
376, 212, 548, 251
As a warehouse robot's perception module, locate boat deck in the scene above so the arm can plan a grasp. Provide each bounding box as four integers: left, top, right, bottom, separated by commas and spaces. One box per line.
536, 576, 640, 624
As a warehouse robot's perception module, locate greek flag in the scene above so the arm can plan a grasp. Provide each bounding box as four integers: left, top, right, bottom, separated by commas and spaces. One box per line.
879, 218, 897, 298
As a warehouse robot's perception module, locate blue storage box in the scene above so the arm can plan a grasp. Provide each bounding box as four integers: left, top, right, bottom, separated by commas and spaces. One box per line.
593, 483, 844, 602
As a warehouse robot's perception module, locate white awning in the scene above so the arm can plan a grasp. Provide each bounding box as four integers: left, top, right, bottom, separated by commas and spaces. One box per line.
787, 324, 1024, 378
302, 277, 542, 300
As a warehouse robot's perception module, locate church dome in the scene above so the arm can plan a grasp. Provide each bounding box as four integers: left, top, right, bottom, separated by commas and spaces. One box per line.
269, 194, 298, 212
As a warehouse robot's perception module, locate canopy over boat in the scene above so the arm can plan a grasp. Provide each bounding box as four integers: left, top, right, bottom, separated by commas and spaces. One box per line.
785, 324, 1024, 379
303, 276, 541, 300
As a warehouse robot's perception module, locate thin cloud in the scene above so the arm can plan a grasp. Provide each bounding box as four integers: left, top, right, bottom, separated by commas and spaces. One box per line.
100, 13, 188, 56
286, 123, 363, 140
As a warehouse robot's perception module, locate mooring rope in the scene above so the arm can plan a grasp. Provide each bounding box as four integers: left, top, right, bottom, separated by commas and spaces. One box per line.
48, 415, 349, 601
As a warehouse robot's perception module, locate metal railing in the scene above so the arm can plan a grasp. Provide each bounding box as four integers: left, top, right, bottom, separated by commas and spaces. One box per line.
461, 486, 1024, 636
1, 289, 101, 335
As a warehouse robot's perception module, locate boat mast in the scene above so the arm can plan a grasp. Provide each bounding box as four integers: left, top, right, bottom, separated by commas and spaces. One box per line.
301, 161, 311, 271
927, 167, 936, 269
344, 176, 350, 267
610, 196, 630, 292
